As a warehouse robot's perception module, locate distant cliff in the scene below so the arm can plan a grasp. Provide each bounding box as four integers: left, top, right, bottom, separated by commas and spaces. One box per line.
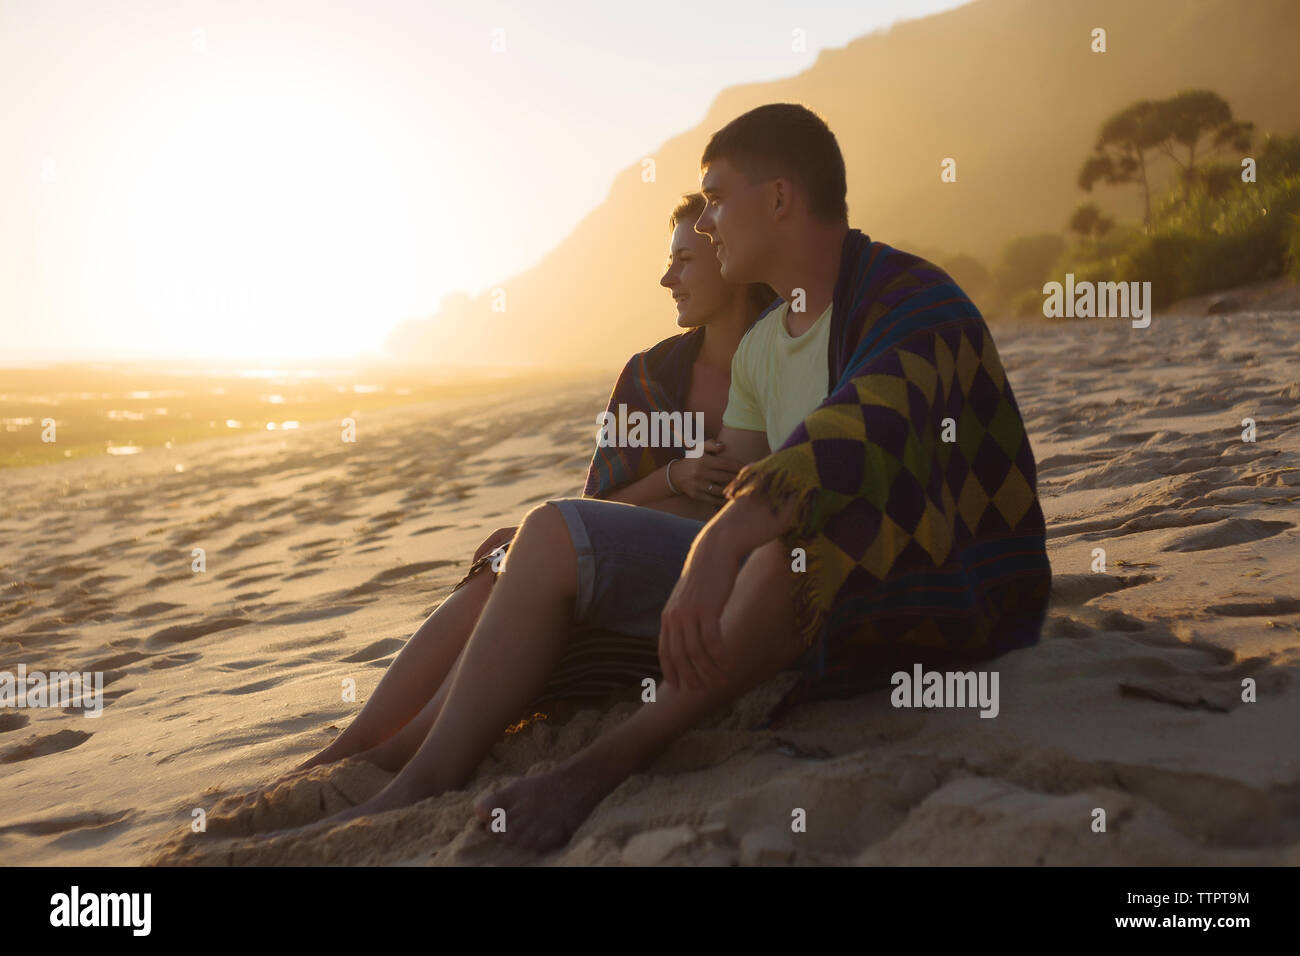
387, 0, 1300, 370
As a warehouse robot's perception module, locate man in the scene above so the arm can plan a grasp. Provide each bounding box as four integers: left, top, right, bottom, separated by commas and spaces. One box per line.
324, 103, 1050, 852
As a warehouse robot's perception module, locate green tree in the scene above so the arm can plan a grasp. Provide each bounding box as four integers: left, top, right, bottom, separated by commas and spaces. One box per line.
1078, 99, 1166, 226
1068, 201, 1114, 238
1161, 90, 1253, 180
1079, 90, 1253, 226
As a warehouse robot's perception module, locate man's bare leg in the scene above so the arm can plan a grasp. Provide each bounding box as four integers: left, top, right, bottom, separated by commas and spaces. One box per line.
474, 538, 802, 850
293, 569, 494, 773
321, 502, 579, 822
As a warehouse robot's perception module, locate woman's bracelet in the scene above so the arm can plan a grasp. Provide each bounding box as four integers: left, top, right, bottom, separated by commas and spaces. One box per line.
665, 457, 682, 495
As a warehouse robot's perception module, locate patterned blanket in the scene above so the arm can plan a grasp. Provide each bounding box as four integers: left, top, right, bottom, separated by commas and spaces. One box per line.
453, 327, 712, 592
725, 230, 1052, 727
582, 327, 705, 497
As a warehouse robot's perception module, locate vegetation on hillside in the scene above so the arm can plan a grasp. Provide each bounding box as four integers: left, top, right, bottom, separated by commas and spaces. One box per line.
957, 91, 1300, 318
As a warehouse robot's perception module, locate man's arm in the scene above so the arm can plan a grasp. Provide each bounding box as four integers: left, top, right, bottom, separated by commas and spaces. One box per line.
657, 491, 798, 690
634, 428, 767, 522
715, 425, 770, 469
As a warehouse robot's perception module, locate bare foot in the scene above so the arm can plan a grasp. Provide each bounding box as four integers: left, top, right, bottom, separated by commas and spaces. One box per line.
473, 756, 620, 851
290, 736, 358, 776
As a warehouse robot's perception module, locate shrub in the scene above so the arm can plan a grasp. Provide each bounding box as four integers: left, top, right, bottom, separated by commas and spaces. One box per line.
1289, 213, 1300, 280
1182, 201, 1297, 296
1116, 233, 1199, 308
991, 233, 1068, 306
1008, 288, 1046, 318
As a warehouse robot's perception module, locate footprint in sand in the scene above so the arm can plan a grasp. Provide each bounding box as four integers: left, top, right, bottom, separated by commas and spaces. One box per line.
263, 605, 362, 626
338, 637, 405, 663
216, 658, 271, 672
221, 675, 287, 695
226, 573, 280, 590
149, 652, 201, 670
1204, 597, 1300, 617
290, 537, 338, 552
0, 809, 133, 839
1, 729, 92, 763
147, 616, 249, 646
347, 560, 456, 596
1159, 518, 1294, 552
0, 712, 31, 733
409, 524, 451, 536
282, 568, 325, 580
129, 601, 184, 617
264, 631, 345, 654
84, 650, 148, 671
1047, 573, 1155, 607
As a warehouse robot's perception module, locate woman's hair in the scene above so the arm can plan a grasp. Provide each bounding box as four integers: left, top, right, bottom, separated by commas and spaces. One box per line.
669, 193, 776, 317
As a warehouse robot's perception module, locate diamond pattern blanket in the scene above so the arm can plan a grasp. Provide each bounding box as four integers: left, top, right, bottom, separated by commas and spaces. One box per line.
726, 229, 1053, 727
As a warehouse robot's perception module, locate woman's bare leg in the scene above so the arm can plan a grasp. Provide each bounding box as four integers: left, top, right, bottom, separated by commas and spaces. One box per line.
350, 645, 462, 771
475, 538, 802, 850
322, 502, 579, 820
294, 569, 494, 772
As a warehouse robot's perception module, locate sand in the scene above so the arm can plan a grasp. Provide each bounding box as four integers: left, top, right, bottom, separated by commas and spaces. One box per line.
1, 308, 1298, 866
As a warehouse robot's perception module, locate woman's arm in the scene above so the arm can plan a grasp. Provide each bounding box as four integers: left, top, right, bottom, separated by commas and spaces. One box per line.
599, 440, 744, 508
643, 494, 723, 521
600, 461, 675, 506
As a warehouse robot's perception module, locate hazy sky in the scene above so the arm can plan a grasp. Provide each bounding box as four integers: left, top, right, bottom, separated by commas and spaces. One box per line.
1, 0, 968, 361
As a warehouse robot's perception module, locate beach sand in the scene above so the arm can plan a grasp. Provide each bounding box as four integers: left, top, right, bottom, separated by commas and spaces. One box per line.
2, 309, 1298, 866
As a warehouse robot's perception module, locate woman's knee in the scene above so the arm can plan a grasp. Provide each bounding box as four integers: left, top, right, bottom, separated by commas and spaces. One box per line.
500, 503, 576, 584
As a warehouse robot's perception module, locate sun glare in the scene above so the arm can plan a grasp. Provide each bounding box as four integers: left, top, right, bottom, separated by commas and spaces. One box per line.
98, 72, 440, 359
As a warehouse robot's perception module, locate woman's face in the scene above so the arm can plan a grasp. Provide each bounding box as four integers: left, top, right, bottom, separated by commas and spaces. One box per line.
659, 220, 737, 329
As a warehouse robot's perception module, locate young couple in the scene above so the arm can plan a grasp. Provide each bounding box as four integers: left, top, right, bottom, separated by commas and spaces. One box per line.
295, 103, 1052, 851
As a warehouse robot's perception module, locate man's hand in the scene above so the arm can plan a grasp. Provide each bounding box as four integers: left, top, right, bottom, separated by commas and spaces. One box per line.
658, 532, 740, 692
658, 492, 802, 693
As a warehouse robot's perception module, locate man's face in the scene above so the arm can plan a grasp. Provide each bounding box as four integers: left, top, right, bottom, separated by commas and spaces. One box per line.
695, 158, 772, 285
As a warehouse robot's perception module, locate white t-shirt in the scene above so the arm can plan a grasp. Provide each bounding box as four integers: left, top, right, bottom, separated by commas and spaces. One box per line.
722, 300, 832, 450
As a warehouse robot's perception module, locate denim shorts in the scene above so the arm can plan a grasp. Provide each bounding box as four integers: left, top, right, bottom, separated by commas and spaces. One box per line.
448, 498, 712, 712
546, 497, 705, 636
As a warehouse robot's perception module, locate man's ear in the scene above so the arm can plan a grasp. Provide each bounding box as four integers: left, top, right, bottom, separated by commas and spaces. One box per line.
769, 177, 793, 222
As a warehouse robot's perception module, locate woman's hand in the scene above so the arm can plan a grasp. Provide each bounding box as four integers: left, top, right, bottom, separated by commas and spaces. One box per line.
473, 526, 518, 563
669, 440, 743, 504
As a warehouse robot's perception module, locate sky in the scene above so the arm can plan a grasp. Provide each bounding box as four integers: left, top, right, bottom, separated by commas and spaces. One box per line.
1, 0, 969, 362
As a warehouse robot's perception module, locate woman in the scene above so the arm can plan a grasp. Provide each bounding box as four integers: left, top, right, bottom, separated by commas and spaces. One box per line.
292, 193, 776, 777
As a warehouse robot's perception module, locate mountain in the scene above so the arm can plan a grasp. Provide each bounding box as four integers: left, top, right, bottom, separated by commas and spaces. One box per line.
386, 0, 1300, 370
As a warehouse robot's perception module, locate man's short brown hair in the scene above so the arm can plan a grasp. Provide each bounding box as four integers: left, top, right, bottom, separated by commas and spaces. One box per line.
668, 192, 775, 315
700, 103, 847, 223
